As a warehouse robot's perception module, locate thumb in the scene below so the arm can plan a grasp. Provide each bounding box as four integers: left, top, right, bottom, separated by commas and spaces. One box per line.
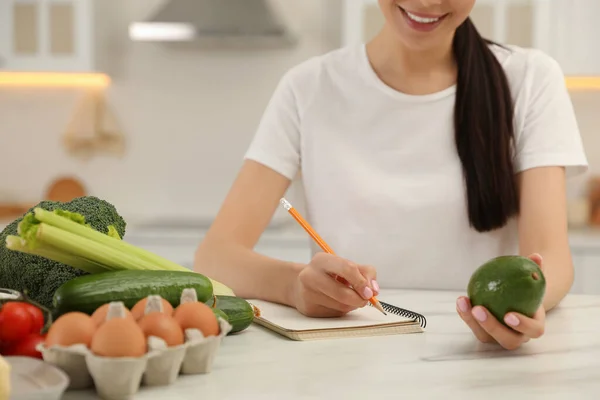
357, 264, 379, 295
528, 253, 544, 269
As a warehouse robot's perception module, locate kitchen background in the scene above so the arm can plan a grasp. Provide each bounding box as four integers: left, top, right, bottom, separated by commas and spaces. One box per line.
0, 0, 599, 292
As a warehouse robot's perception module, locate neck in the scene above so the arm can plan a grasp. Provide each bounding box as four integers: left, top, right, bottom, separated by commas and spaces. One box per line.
366, 25, 457, 95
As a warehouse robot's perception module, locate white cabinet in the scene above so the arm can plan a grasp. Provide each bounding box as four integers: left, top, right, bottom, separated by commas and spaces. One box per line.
532, 0, 600, 76
580, 254, 600, 295
571, 253, 586, 294
571, 248, 600, 295
341, 0, 600, 76
572, 252, 600, 295
472, 0, 600, 76
0, 0, 94, 72
341, 0, 382, 47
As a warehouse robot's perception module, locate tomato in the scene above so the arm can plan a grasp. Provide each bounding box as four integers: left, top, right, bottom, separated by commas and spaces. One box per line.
0, 302, 33, 342
21, 303, 45, 333
2, 333, 45, 359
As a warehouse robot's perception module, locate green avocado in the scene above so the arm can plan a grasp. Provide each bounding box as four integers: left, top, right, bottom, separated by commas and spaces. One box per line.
467, 255, 546, 326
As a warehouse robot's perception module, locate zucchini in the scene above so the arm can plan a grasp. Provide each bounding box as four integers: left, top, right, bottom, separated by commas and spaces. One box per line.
208, 295, 255, 334
52, 270, 213, 316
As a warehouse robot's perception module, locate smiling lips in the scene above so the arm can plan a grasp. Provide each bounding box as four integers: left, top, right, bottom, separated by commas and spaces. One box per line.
397, 5, 448, 32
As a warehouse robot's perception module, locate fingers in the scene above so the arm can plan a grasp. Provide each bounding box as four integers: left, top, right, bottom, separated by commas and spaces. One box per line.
295, 253, 379, 318
307, 269, 369, 309
308, 287, 359, 315
297, 301, 347, 318
294, 284, 356, 317
456, 297, 494, 343
357, 264, 379, 296
470, 306, 525, 350
311, 253, 375, 299
503, 308, 546, 339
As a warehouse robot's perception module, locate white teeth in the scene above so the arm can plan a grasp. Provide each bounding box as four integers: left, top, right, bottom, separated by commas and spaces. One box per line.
404, 10, 440, 24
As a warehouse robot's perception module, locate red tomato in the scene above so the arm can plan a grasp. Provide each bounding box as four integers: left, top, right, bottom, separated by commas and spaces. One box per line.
0, 302, 33, 342
2, 333, 46, 359
21, 303, 45, 333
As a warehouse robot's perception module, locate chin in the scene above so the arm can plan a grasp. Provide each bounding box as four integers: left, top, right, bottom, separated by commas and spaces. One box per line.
381, 1, 469, 50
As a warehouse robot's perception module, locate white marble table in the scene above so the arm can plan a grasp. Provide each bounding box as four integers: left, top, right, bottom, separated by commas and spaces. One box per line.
62, 289, 600, 400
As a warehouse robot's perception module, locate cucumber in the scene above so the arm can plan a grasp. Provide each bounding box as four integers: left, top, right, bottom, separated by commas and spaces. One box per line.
208, 295, 255, 334
212, 308, 229, 323
52, 270, 213, 316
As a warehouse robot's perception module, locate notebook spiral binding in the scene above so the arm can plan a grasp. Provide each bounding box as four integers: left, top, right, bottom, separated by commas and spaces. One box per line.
371, 301, 427, 328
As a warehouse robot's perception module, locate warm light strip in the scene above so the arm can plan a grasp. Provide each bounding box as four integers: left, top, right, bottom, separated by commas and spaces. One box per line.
0, 72, 597, 91
0, 72, 110, 87
565, 77, 600, 91
129, 22, 196, 41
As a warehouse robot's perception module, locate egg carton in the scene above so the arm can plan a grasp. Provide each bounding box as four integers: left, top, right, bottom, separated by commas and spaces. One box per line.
36, 290, 232, 400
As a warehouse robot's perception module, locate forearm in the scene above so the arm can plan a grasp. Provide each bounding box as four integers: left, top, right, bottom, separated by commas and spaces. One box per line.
523, 248, 573, 312
516, 167, 577, 313
194, 237, 305, 306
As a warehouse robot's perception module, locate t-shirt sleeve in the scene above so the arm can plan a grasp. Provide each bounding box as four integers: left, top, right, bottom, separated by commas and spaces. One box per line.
243, 69, 302, 181
514, 52, 589, 177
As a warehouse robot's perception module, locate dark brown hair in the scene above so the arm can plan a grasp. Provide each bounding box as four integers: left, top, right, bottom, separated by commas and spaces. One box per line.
452, 17, 518, 232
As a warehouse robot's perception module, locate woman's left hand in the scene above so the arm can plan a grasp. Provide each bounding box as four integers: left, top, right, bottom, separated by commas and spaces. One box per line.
456, 253, 546, 350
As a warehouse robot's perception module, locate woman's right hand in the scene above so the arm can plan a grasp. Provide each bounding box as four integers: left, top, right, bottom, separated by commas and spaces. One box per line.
291, 252, 379, 317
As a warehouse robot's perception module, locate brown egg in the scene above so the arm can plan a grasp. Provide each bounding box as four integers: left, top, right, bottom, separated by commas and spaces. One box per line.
90, 318, 147, 358
45, 312, 97, 348
138, 313, 184, 347
131, 297, 174, 320
91, 303, 135, 327
173, 302, 219, 337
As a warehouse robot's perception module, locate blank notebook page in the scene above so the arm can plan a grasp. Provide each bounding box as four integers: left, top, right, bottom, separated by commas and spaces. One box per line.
248, 299, 415, 331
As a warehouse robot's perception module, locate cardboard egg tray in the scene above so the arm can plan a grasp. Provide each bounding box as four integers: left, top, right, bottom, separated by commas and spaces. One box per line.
36, 317, 231, 400
37, 288, 231, 400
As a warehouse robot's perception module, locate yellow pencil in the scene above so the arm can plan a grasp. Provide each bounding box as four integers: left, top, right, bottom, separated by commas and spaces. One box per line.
279, 198, 386, 315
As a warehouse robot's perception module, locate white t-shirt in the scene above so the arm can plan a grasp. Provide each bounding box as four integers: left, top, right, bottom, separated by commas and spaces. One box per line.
244, 43, 588, 291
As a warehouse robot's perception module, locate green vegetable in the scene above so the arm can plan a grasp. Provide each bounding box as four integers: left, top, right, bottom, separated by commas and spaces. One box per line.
6, 204, 234, 297
209, 295, 255, 334
467, 255, 546, 327
212, 308, 229, 323
0, 196, 126, 309
52, 270, 214, 316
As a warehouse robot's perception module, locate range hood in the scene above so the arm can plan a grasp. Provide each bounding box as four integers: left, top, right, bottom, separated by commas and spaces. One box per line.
129, 0, 297, 49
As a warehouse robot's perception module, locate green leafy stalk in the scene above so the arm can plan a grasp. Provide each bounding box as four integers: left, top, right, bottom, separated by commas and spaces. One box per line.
33, 208, 189, 272
5, 235, 109, 274
34, 223, 158, 272
54, 209, 89, 226
107, 225, 121, 239
23, 208, 235, 296
17, 213, 41, 248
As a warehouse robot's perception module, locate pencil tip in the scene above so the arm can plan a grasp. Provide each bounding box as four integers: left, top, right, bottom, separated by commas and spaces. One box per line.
374, 301, 386, 315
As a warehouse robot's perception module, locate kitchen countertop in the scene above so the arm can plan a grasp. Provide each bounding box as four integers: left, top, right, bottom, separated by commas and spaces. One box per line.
62, 289, 600, 399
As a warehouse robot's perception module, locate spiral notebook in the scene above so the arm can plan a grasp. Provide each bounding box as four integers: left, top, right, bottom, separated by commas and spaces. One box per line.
247, 300, 427, 341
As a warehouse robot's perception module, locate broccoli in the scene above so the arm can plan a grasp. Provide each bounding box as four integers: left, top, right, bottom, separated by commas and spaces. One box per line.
0, 196, 126, 309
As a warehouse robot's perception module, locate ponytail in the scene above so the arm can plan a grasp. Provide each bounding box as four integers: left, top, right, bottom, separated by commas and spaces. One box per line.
452, 17, 518, 232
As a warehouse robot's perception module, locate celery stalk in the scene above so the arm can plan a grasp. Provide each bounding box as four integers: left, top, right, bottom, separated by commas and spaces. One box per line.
35, 223, 160, 272
5, 235, 109, 274
34, 208, 187, 271
33, 208, 235, 295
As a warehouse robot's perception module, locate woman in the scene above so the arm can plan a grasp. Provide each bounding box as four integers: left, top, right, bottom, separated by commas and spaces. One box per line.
194, 0, 588, 350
